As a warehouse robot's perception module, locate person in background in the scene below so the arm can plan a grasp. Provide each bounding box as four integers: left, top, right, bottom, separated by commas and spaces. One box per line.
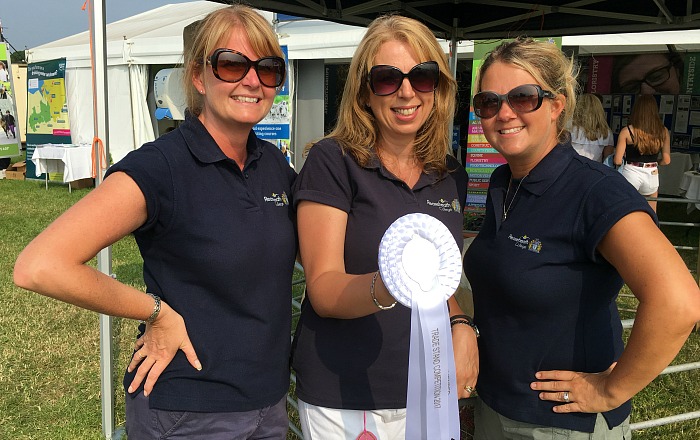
464, 36, 700, 440
0, 85, 7, 99
14, 5, 296, 439
570, 93, 614, 162
292, 14, 475, 440
612, 51, 683, 95
614, 94, 671, 212
4, 110, 15, 138
0, 61, 8, 82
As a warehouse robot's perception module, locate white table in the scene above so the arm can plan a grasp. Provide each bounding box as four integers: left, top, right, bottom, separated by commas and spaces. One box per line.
679, 170, 700, 211
31, 144, 93, 192
658, 152, 694, 196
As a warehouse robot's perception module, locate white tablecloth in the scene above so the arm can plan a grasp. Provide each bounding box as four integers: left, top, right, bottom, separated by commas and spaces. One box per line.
658, 152, 694, 196
31, 144, 93, 182
680, 171, 700, 210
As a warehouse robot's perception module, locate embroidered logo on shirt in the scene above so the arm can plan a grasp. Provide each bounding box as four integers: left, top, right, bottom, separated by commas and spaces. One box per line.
508, 234, 542, 253
264, 191, 289, 207
426, 198, 460, 213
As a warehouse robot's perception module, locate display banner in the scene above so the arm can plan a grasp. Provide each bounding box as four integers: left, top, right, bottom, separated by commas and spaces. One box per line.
682, 52, 699, 95
25, 58, 71, 180
466, 38, 561, 212
586, 56, 613, 94
254, 46, 294, 166
0, 43, 22, 159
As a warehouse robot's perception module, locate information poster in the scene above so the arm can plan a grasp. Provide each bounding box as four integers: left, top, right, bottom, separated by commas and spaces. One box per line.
25, 58, 71, 179
253, 46, 293, 167
0, 42, 21, 159
465, 37, 562, 212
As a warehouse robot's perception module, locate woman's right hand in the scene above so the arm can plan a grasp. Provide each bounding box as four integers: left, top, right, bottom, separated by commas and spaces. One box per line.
127, 301, 202, 396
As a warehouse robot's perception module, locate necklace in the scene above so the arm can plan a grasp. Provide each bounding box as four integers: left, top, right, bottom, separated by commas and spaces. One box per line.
502, 176, 526, 221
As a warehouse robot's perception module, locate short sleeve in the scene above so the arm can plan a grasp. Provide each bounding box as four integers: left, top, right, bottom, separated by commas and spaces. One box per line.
603, 130, 614, 146
292, 139, 353, 213
577, 172, 656, 261
105, 143, 175, 235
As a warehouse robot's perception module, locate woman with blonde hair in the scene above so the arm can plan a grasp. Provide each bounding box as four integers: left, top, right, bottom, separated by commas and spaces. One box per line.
292, 14, 474, 439
570, 93, 614, 162
15, 5, 296, 438
465, 36, 700, 439
614, 94, 671, 212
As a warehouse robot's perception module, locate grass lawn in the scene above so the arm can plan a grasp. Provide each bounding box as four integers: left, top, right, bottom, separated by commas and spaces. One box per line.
1, 178, 699, 439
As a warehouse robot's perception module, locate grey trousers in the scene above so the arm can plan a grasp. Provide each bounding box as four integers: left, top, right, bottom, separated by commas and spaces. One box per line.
474, 398, 631, 440
125, 391, 288, 440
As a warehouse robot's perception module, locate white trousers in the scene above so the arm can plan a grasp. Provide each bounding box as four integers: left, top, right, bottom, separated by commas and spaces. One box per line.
298, 399, 407, 440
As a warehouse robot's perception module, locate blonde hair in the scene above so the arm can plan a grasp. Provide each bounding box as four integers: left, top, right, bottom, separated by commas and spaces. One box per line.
572, 94, 610, 141
311, 14, 457, 174
183, 5, 284, 116
474, 36, 578, 143
629, 95, 665, 155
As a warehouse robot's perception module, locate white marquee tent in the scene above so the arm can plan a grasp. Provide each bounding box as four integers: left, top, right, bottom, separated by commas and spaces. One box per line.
26, 1, 700, 163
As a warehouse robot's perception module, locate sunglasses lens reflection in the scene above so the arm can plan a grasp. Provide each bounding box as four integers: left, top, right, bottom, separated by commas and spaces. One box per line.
371, 67, 404, 96
508, 86, 540, 112
217, 52, 249, 82
256, 58, 286, 87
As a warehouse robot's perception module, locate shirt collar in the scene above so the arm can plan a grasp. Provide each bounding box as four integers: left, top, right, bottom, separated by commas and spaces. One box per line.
366, 151, 445, 189
180, 113, 263, 166
519, 142, 574, 196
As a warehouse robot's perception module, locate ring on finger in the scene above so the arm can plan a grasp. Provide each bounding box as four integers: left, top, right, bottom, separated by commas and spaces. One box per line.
464, 385, 474, 394
137, 351, 145, 360
563, 391, 570, 403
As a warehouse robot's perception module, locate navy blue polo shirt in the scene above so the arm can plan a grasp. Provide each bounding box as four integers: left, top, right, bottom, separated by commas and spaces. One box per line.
106, 114, 297, 412
464, 143, 655, 432
291, 138, 468, 409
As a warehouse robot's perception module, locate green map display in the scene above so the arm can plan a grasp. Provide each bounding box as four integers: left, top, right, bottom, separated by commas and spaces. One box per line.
27, 59, 70, 135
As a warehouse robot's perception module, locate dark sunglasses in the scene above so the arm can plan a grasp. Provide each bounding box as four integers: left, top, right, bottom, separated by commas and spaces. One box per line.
472, 84, 556, 119
368, 61, 440, 96
206, 48, 286, 88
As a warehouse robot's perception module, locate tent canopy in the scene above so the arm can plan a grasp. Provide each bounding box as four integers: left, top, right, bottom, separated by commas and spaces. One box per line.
228, 1, 700, 41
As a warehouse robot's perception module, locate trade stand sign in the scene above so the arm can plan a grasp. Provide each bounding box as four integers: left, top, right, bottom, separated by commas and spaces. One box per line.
25, 58, 71, 180
253, 46, 293, 166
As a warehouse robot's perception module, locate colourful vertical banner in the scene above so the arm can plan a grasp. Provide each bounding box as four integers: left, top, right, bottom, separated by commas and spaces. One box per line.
466, 38, 561, 212
0, 42, 21, 158
586, 56, 613, 94
25, 58, 71, 179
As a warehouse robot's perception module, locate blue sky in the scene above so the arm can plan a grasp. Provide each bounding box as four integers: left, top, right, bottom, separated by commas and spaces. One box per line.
1, 0, 195, 51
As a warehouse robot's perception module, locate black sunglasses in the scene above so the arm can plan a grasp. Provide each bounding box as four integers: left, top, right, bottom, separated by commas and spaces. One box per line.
472, 84, 556, 119
368, 61, 440, 96
206, 48, 286, 88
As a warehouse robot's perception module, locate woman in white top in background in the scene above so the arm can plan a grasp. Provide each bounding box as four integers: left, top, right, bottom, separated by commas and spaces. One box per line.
570, 93, 614, 162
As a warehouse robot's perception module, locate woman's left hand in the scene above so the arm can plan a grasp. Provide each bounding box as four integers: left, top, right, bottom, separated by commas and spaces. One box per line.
452, 322, 479, 399
531, 362, 619, 413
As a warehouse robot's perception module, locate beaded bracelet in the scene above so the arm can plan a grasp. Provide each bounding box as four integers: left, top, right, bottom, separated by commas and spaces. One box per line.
450, 315, 480, 338
370, 271, 397, 310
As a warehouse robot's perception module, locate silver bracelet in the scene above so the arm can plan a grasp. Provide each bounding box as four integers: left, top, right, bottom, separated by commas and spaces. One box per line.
370, 271, 396, 310
143, 292, 161, 324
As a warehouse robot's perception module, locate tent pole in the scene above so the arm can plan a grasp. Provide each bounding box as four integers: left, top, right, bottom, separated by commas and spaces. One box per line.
89, 1, 116, 439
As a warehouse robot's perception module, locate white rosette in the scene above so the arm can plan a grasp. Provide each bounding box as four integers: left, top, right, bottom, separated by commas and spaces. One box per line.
378, 213, 461, 440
